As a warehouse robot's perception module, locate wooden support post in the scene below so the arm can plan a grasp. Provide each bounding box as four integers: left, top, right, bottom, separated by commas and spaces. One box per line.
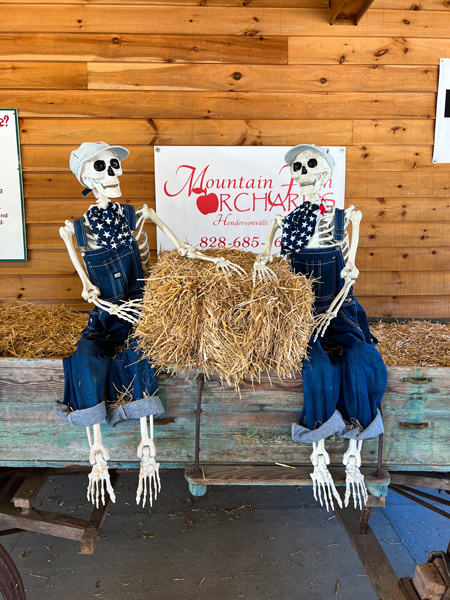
13, 468, 51, 511
0, 471, 119, 555
335, 507, 407, 600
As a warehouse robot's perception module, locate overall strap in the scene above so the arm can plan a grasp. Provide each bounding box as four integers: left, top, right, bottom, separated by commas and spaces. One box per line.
333, 208, 345, 242
73, 217, 88, 248
122, 203, 137, 232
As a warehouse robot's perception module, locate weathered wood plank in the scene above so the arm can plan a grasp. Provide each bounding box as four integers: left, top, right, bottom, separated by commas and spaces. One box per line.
0, 361, 449, 468
1, 90, 435, 119
18, 118, 355, 146
0, 33, 288, 64
87, 63, 438, 92
0, 62, 87, 90
2, 7, 450, 38
12, 468, 51, 509
289, 36, 450, 65
353, 120, 434, 145
335, 507, 408, 600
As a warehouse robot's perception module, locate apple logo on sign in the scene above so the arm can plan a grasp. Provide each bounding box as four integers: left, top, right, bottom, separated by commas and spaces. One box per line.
193, 187, 219, 215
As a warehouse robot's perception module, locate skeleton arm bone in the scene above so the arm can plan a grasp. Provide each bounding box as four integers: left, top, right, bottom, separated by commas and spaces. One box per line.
313, 208, 362, 339
138, 205, 245, 275
252, 215, 284, 285
59, 222, 140, 324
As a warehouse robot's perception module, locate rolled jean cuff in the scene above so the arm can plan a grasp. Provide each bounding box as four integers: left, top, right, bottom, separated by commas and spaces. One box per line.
53, 400, 107, 427
106, 395, 164, 427
341, 409, 384, 440
291, 410, 346, 444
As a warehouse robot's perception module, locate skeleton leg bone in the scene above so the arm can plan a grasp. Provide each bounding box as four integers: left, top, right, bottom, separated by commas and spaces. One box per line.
343, 439, 368, 510
86, 424, 116, 508
136, 415, 161, 507
310, 439, 343, 512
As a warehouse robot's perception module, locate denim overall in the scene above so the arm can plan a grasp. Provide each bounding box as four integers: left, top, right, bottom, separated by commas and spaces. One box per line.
289, 209, 386, 443
54, 203, 164, 427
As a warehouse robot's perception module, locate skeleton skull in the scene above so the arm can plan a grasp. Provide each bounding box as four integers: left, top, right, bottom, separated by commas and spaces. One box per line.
81, 150, 123, 199
290, 148, 332, 197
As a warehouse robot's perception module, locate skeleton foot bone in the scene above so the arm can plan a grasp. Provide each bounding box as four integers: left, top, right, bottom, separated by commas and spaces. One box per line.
86, 424, 116, 508
136, 415, 161, 507
136, 446, 161, 507
343, 439, 368, 510
310, 440, 343, 512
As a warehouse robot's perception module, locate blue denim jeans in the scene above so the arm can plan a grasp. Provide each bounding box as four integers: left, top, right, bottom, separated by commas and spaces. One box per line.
55, 237, 164, 427
290, 245, 386, 443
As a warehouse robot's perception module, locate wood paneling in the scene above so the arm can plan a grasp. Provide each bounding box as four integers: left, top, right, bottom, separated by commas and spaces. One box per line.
0, 91, 435, 119
0, 34, 289, 64
289, 37, 450, 65
0, 0, 448, 317
18, 118, 355, 146
87, 63, 437, 92
2, 7, 450, 38
0, 62, 87, 89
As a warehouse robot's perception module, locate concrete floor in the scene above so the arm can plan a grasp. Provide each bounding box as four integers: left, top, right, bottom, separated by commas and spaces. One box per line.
1, 470, 449, 600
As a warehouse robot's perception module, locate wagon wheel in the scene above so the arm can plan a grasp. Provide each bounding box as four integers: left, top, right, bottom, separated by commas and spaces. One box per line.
0, 545, 26, 600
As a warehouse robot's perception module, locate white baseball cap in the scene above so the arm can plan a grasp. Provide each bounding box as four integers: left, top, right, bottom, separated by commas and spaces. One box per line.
284, 144, 335, 171
70, 141, 129, 185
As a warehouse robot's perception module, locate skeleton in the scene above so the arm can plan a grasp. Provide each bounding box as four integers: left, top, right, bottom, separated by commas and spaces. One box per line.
60, 143, 245, 507
253, 145, 368, 511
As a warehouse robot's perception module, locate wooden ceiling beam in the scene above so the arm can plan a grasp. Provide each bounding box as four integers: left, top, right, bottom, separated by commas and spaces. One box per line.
330, 0, 375, 25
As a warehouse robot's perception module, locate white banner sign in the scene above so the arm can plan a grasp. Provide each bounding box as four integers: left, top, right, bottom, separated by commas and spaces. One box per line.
155, 146, 346, 253
0, 109, 26, 261
433, 59, 450, 164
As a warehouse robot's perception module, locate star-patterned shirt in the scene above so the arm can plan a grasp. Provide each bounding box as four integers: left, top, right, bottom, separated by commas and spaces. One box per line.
86, 202, 133, 250
280, 201, 322, 258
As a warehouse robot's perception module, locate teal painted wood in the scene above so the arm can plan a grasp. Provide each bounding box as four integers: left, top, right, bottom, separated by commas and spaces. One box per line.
188, 483, 208, 497
1, 359, 449, 471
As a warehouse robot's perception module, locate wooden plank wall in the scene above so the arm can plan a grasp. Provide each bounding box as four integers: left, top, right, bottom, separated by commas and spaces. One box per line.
0, 0, 448, 318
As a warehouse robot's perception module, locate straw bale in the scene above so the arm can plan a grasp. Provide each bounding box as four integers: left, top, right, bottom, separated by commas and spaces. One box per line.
0, 301, 88, 359
135, 249, 314, 387
371, 320, 450, 367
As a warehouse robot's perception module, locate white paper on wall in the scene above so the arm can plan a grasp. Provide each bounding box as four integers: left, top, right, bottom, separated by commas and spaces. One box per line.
0, 109, 26, 261
155, 146, 346, 253
433, 59, 450, 164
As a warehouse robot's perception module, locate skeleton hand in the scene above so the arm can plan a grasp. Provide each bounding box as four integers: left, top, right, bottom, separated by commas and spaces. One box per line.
252, 254, 278, 287
82, 283, 101, 303
310, 441, 343, 512
213, 257, 246, 277
312, 311, 336, 340
94, 296, 142, 325
87, 451, 116, 508
136, 445, 161, 507
343, 440, 368, 510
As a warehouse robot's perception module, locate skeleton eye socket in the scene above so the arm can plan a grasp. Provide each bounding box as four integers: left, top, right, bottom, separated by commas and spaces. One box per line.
308, 158, 318, 168
93, 160, 106, 172
110, 158, 120, 169
293, 162, 302, 172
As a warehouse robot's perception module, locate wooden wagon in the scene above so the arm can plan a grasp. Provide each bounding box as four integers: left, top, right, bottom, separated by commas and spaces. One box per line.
1, 357, 449, 599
